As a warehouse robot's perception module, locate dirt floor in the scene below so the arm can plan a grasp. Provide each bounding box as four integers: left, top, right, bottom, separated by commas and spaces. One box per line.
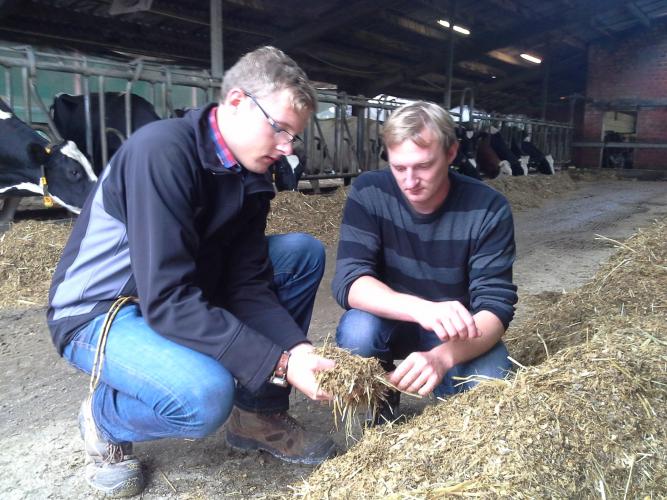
1, 175, 667, 499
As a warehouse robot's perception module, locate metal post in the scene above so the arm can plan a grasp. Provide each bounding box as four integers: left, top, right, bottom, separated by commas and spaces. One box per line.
334, 102, 341, 175
21, 66, 30, 122
210, 0, 223, 100
444, 0, 456, 110
83, 74, 93, 159
98, 76, 108, 168
354, 105, 366, 171
4, 67, 12, 108
541, 54, 550, 121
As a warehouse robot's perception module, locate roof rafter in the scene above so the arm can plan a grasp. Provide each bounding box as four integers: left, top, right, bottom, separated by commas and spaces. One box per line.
626, 2, 651, 27
271, 0, 401, 51
371, 0, 635, 92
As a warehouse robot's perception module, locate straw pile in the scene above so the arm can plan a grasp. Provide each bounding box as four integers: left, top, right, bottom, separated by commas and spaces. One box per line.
314, 345, 388, 437
487, 171, 576, 210
0, 220, 72, 307
0, 171, 620, 309
292, 219, 667, 498
267, 188, 348, 247
506, 221, 667, 366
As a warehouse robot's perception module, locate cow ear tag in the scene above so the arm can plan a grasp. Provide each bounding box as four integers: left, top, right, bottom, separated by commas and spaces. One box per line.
40, 177, 54, 208
39, 164, 54, 208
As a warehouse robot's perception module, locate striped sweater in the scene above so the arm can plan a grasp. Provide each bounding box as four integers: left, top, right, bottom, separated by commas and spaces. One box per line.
332, 168, 517, 328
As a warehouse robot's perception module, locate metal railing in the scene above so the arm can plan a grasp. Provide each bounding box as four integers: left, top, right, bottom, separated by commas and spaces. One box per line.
0, 43, 574, 186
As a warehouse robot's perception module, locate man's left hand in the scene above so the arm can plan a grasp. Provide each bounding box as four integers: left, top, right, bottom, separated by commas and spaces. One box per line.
388, 348, 449, 397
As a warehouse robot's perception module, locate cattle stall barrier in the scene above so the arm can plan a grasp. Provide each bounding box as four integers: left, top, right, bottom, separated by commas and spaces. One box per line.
0, 44, 215, 169
473, 114, 573, 168
0, 44, 573, 192
299, 96, 573, 189
572, 141, 667, 174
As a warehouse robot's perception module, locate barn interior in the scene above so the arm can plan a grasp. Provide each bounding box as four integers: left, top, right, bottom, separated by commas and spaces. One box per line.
1, 0, 666, 171
1, 2, 667, 499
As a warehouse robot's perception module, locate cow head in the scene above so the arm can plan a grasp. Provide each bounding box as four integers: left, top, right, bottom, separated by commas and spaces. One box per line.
27, 140, 97, 214
498, 160, 513, 176
456, 126, 478, 159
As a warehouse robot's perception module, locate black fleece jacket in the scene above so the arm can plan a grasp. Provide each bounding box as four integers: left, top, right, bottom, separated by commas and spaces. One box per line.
47, 104, 307, 392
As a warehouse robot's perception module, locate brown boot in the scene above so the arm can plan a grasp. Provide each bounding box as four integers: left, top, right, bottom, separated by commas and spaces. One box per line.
225, 407, 337, 465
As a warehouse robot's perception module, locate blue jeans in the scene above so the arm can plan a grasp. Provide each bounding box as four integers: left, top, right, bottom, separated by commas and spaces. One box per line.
63, 233, 324, 444
336, 309, 512, 398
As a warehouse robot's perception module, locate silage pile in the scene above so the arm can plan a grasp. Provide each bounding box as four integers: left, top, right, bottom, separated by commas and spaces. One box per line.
0, 188, 349, 307
314, 345, 389, 437
0, 220, 72, 307
506, 223, 667, 366
267, 187, 348, 247
487, 171, 576, 210
0, 171, 618, 308
268, 171, 579, 247
292, 219, 667, 498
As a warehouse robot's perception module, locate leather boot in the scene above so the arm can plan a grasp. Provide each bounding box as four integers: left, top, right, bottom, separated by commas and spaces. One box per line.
225, 407, 337, 465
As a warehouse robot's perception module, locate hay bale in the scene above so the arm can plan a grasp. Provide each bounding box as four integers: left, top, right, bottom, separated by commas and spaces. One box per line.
0, 220, 72, 307
292, 219, 667, 498
314, 345, 388, 437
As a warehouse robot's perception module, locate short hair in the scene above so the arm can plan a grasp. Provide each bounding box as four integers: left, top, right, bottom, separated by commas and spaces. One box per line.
383, 101, 457, 151
221, 46, 317, 114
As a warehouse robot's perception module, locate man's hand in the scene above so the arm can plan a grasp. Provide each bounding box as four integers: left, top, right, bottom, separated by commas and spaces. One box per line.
286, 343, 335, 401
388, 347, 449, 397
413, 300, 479, 341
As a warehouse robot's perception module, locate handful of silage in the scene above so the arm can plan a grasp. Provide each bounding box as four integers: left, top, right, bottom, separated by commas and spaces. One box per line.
314, 346, 389, 435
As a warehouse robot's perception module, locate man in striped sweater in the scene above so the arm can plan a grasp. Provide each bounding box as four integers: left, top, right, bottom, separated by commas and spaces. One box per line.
332, 101, 518, 423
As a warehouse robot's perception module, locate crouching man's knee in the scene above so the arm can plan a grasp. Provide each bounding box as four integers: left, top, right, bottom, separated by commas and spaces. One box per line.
435, 341, 512, 397
159, 368, 236, 439
336, 309, 391, 359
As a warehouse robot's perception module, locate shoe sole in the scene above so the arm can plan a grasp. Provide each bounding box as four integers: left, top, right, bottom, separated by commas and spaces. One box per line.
225, 432, 336, 465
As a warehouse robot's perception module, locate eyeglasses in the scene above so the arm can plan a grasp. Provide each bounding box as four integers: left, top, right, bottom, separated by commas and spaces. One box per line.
243, 91, 302, 145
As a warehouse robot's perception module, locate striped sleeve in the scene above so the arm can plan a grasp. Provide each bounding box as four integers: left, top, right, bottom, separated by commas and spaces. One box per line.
468, 194, 517, 328
331, 177, 382, 309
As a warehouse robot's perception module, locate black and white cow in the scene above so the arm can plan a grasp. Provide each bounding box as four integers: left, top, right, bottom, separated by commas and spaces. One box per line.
514, 134, 555, 175
52, 92, 160, 174
451, 126, 481, 179
0, 98, 97, 223
272, 154, 305, 191
476, 131, 512, 179
489, 126, 526, 176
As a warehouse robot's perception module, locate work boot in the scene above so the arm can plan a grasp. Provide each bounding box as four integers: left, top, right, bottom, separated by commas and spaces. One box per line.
78, 397, 144, 498
366, 389, 402, 427
225, 407, 337, 465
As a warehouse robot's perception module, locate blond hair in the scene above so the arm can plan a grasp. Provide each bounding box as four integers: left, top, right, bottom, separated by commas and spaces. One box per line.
383, 101, 457, 151
221, 46, 316, 113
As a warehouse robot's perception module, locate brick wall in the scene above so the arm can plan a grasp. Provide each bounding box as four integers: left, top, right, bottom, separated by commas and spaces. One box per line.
635, 109, 667, 167
577, 20, 667, 169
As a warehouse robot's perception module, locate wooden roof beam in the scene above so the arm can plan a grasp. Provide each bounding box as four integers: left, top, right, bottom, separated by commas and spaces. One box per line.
0, 0, 21, 17
378, 10, 449, 41
483, 0, 534, 19
372, 0, 634, 91
626, 2, 651, 27
272, 0, 400, 50
481, 54, 584, 92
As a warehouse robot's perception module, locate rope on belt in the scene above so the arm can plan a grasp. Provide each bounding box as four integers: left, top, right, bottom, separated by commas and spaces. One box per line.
89, 296, 138, 394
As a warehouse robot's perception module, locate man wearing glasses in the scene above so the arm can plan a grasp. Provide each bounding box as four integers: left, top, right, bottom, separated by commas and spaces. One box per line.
47, 46, 336, 498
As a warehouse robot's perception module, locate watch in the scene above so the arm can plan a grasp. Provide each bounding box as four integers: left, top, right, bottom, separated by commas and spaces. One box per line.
269, 351, 291, 387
